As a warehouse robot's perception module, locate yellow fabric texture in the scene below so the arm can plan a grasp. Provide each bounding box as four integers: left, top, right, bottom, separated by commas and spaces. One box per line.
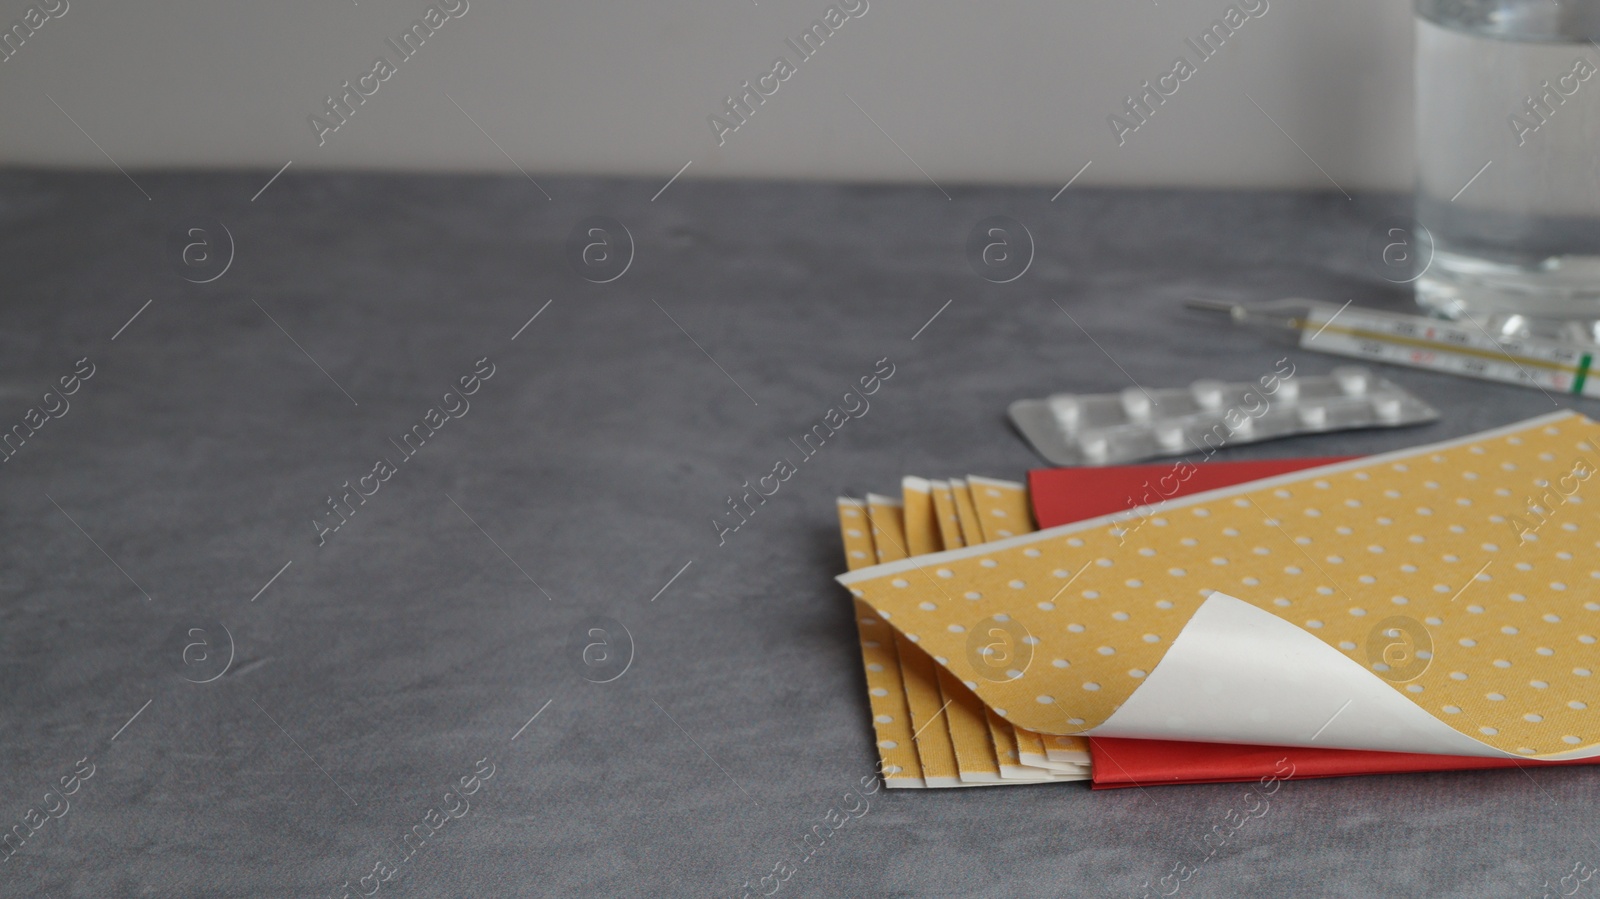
901, 480, 1003, 782
950, 479, 985, 546
957, 479, 1092, 769
863, 496, 963, 787
836, 499, 924, 787
842, 480, 1089, 787
939, 665, 1003, 782
969, 475, 1032, 541
930, 479, 967, 550
841, 413, 1600, 760
902, 479, 942, 557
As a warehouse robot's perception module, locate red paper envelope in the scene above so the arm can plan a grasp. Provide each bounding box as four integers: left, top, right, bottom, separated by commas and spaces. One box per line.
1028, 458, 1593, 788
1086, 734, 1590, 787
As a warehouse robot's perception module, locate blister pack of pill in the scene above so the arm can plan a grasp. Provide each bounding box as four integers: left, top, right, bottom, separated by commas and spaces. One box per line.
1008, 366, 1439, 466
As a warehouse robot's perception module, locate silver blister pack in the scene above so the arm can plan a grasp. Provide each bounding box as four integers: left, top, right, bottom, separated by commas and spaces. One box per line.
1008, 366, 1439, 466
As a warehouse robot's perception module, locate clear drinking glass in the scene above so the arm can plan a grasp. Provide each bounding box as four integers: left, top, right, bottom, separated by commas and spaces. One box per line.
1414, 0, 1600, 338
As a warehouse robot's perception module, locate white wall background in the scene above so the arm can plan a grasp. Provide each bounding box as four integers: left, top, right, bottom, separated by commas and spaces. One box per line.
0, 0, 1415, 189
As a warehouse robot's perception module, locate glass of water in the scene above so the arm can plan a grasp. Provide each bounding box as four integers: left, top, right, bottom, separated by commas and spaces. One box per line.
1414, 0, 1600, 338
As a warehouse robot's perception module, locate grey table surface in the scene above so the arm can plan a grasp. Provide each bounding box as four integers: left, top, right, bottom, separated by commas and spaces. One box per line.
0, 169, 1592, 898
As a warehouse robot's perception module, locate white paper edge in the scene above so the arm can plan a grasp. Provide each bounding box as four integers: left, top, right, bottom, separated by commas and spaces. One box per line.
967, 474, 1026, 491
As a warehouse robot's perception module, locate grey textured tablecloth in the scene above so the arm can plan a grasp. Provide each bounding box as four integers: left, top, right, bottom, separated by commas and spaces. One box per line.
0, 169, 1591, 898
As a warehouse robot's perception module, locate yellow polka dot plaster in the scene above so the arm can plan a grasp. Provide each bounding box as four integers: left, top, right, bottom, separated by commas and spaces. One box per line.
839, 413, 1600, 760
